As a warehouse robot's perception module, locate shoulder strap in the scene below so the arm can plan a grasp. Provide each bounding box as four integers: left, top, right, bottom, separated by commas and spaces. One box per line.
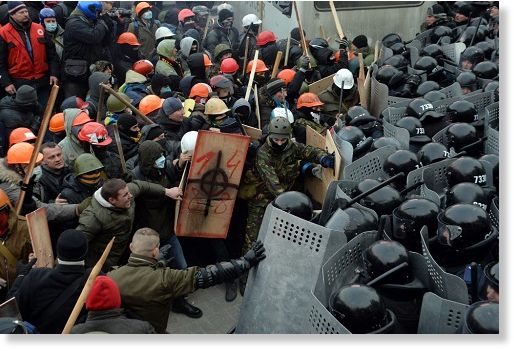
0, 243, 17, 269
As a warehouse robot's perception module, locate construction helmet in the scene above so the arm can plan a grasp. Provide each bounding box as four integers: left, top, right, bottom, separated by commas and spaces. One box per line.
73, 153, 104, 176
77, 122, 112, 146
107, 93, 130, 113
7, 142, 43, 165
132, 59, 154, 76
203, 53, 213, 67
9, 128, 36, 147
296, 92, 324, 109
116, 32, 141, 46
256, 31, 277, 46
214, 43, 232, 61
135, 1, 151, 16
268, 117, 292, 139
178, 8, 195, 22
181, 131, 198, 154
271, 108, 294, 124
220, 58, 239, 74
242, 13, 262, 27
204, 98, 230, 115
72, 111, 93, 127
277, 69, 296, 85
189, 83, 212, 99
333, 68, 354, 89
155, 26, 175, 41
77, 1, 102, 21
49, 112, 65, 133
246, 59, 268, 73
139, 95, 163, 115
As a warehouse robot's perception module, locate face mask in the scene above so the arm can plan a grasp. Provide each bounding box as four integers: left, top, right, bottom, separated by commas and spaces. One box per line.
160, 86, 172, 95
45, 23, 57, 32
270, 138, 288, 151
154, 155, 166, 169
310, 111, 321, 124
142, 11, 153, 20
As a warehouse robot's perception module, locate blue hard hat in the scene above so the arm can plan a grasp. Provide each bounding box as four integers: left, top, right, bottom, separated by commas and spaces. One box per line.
77, 1, 102, 20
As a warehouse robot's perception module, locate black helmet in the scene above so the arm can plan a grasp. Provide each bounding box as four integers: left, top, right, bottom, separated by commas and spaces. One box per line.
446, 182, 488, 209
345, 106, 371, 125
420, 44, 444, 59
462, 301, 499, 334
381, 33, 402, 48
389, 42, 406, 55
330, 284, 392, 333
473, 61, 499, 79
446, 156, 487, 187
483, 261, 499, 293
357, 179, 402, 217
473, 41, 494, 61
363, 240, 410, 283
395, 116, 431, 143
335, 126, 372, 160
459, 26, 484, 46
272, 191, 313, 220
423, 90, 447, 102
446, 122, 479, 153
309, 37, 329, 50
417, 142, 449, 166
392, 198, 440, 250
337, 207, 378, 240
375, 66, 401, 85
383, 150, 419, 179
370, 137, 402, 152
383, 55, 409, 70
414, 56, 438, 74
456, 71, 478, 90
479, 154, 499, 190
459, 47, 485, 68
484, 80, 499, 94
447, 100, 478, 124
406, 98, 444, 122
431, 26, 452, 43
437, 203, 491, 250
416, 80, 440, 96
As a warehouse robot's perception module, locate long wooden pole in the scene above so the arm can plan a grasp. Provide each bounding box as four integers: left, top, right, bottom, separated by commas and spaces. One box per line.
271, 51, 283, 78
244, 50, 260, 101
284, 33, 291, 67
253, 84, 261, 130
374, 40, 380, 63
292, 2, 308, 57
100, 84, 153, 125
357, 53, 366, 104
329, 1, 345, 39
62, 237, 115, 334
112, 124, 127, 174
15, 84, 59, 215
96, 84, 106, 123
242, 36, 250, 77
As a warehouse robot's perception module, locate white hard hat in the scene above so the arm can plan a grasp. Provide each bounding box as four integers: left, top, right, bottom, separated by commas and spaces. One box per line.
181, 131, 198, 154
242, 14, 262, 27
271, 107, 295, 124
155, 27, 175, 41
217, 3, 233, 14
333, 68, 355, 90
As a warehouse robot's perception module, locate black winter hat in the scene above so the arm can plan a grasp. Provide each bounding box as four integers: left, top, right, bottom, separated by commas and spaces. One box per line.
352, 35, 368, 49
117, 113, 138, 131
57, 229, 88, 262
145, 125, 165, 141
427, 4, 446, 15
8, 1, 26, 15
290, 27, 305, 42
14, 85, 37, 106
218, 8, 233, 23
266, 78, 286, 96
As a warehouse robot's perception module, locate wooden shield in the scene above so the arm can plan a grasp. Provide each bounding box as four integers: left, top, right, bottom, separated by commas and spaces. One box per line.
176, 130, 251, 238
26, 207, 54, 268
242, 124, 263, 141
308, 73, 335, 95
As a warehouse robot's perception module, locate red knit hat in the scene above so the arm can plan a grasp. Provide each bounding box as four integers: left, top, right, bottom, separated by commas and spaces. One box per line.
86, 276, 122, 311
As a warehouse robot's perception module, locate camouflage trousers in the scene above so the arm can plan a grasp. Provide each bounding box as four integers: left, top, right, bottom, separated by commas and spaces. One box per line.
242, 202, 268, 254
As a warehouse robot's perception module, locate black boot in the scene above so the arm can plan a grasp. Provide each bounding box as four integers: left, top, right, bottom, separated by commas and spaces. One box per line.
171, 296, 203, 318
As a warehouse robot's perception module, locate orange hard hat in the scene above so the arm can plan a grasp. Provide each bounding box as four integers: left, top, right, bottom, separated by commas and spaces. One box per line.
9, 127, 36, 147
178, 8, 195, 22
49, 112, 65, 133
277, 69, 296, 85
135, 1, 151, 16
203, 53, 213, 67
132, 59, 154, 76
220, 58, 239, 74
7, 142, 43, 165
297, 92, 324, 109
117, 32, 141, 46
139, 95, 163, 115
77, 122, 112, 146
189, 83, 212, 98
256, 31, 277, 46
246, 59, 269, 73
72, 111, 93, 127
0, 188, 11, 211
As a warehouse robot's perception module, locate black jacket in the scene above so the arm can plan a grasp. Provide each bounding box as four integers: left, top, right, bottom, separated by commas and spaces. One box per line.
60, 173, 98, 204
71, 308, 156, 334
205, 24, 239, 55
34, 165, 70, 203
0, 96, 41, 150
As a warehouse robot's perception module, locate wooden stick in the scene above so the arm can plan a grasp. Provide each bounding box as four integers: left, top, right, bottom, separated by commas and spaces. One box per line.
329, 1, 344, 39
271, 51, 283, 78
174, 161, 189, 233
202, 15, 210, 45
100, 84, 153, 125
15, 84, 59, 215
358, 53, 365, 81
293, 2, 308, 57
284, 33, 291, 67
253, 84, 261, 130
244, 50, 260, 101
62, 237, 115, 334
242, 36, 250, 76
357, 53, 366, 104
374, 40, 380, 63
112, 124, 127, 175
96, 84, 106, 123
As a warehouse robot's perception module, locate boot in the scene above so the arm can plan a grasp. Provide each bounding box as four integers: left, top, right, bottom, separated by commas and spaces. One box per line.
225, 280, 238, 302
171, 296, 203, 318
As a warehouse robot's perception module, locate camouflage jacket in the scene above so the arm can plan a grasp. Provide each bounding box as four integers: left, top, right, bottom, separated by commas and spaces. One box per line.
318, 85, 359, 118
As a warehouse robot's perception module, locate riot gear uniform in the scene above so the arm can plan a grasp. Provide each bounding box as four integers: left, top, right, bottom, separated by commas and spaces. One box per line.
447, 101, 478, 124
383, 150, 420, 190
446, 182, 488, 210
446, 123, 481, 155
363, 240, 410, 283
417, 142, 449, 166
356, 179, 402, 217
395, 116, 431, 152
335, 126, 373, 161
446, 157, 487, 188
271, 191, 313, 220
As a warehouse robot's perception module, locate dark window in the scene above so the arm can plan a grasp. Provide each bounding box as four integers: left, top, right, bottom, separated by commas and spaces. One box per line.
314, 1, 424, 11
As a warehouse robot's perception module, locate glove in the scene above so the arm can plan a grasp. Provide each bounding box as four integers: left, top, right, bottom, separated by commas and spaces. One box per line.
243, 240, 266, 267
121, 172, 133, 183
76, 196, 92, 216
312, 165, 323, 180
297, 55, 310, 70
156, 244, 173, 266
16, 257, 37, 276
319, 154, 335, 169
19, 174, 36, 200
335, 37, 349, 50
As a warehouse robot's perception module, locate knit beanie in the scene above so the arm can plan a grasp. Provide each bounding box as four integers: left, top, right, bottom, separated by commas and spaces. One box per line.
218, 8, 233, 23
14, 85, 37, 106
290, 27, 305, 42
266, 78, 286, 96
352, 35, 368, 49
8, 1, 26, 15
427, 3, 446, 15
85, 276, 122, 311
162, 97, 183, 115
145, 125, 165, 140
117, 113, 138, 131
57, 229, 88, 262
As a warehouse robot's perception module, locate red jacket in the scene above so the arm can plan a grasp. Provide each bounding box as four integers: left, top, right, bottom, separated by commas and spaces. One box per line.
0, 22, 49, 80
